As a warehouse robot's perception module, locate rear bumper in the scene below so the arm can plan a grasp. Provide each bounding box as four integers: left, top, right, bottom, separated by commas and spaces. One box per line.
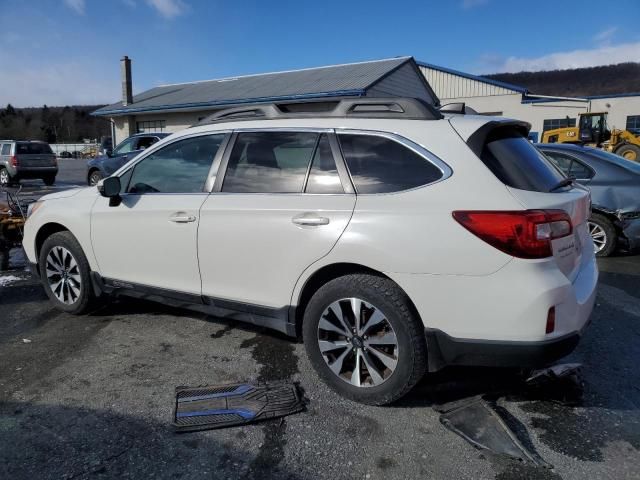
13, 166, 58, 178
425, 328, 583, 371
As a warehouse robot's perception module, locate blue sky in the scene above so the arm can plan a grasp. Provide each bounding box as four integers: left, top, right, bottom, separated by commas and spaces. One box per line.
1, 0, 639, 106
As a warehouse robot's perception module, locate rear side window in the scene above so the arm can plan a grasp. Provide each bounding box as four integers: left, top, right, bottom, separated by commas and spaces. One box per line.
16, 143, 53, 154
543, 151, 594, 180
338, 134, 443, 194
0, 144, 10, 155
480, 129, 564, 192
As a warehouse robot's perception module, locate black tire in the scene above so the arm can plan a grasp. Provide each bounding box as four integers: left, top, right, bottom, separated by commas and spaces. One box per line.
0, 167, 11, 186
615, 144, 640, 162
588, 213, 616, 257
38, 231, 100, 314
43, 175, 55, 186
88, 170, 102, 186
302, 274, 427, 405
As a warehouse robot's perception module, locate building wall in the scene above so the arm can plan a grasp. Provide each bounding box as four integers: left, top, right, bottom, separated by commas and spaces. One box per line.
367, 62, 434, 103
419, 65, 515, 99
112, 111, 212, 144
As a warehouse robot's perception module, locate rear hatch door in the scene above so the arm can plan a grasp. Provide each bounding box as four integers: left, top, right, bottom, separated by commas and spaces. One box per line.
453, 117, 592, 282
16, 142, 57, 167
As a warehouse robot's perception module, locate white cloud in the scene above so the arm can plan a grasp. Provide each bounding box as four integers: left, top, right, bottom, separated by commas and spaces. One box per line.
0, 54, 120, 107
476, 42, 640, 73
145, 0, 188, 18
461, 0, 488, 9
593, 26, 617, 45
63, 0, 85, 15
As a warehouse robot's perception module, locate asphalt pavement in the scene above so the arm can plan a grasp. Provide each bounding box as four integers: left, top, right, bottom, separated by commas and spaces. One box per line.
0, 160, 639, 479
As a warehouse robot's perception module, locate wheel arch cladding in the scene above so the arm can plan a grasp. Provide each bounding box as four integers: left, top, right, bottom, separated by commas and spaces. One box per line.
35, 222, 70, 261
294, 262, 423, 337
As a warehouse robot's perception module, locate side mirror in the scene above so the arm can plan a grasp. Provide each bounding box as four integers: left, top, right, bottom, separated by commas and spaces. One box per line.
98, 176, 122, 206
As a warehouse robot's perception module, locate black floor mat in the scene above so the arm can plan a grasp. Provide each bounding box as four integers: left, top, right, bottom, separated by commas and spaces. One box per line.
173, 382, 305, 432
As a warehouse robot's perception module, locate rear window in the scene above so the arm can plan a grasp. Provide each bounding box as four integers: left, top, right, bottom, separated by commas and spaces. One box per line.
16, 142, 53, 155
585, 148, 640, 174
480, 129, 564, 192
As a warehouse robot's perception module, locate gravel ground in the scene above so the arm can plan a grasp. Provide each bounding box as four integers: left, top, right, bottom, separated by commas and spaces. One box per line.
0, 161, 638, 479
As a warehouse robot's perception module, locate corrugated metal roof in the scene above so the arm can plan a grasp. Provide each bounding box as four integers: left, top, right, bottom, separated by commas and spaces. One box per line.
93, 57, 415, 116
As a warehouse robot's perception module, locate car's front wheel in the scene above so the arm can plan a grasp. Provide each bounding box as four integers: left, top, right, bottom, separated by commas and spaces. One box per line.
303, 274, 427, 405
43, 175, 55, 186
88, 170, 103, 186
38, 231, 100, 314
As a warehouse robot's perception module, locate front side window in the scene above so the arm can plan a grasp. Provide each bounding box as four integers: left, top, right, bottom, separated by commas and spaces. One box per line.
337, 133, 443, 194
113, 138, 137, 155
222, 131, 319, 193
127, 134, 225, 194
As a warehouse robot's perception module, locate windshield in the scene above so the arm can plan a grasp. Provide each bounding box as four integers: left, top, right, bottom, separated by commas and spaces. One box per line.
585, 148, 640, 174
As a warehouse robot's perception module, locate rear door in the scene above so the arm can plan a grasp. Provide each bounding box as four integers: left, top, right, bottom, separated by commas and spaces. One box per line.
198, 129, 356, 308
16, 142, 56, 167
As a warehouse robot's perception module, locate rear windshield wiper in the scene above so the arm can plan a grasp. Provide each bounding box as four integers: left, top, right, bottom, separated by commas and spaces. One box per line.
549, 178, 574, 192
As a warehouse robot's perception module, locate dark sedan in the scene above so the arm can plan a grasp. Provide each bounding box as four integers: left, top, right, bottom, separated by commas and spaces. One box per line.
86, 132, 170, 186
537, 143, 640, 256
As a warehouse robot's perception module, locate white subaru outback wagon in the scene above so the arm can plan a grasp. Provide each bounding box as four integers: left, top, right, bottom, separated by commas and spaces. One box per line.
23, 98, 598, 405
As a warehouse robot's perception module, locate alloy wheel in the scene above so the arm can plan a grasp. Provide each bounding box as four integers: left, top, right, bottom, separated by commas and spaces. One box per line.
89, 172, 102, 186
45, 246, 82, 304
0, 169, 8, 185
588, 221, 607, 254
317, 298, 399, 388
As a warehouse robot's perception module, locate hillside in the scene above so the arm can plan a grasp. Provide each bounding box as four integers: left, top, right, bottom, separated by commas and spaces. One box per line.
486, 62, 640, 97
0, 104, 111, 143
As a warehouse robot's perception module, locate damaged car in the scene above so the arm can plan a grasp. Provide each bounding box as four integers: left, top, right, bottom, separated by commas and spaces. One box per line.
538, 143, 640, 257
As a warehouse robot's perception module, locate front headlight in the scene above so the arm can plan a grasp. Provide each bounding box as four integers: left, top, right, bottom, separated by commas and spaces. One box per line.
26, 201, 44, 219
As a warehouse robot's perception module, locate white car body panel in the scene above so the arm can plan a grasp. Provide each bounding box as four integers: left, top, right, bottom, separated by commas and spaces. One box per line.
90, 193, 207, 294
23, 110, 598, 359
199, 193, 355, 307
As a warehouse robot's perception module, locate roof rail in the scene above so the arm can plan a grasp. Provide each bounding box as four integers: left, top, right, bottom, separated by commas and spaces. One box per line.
194, 97, 443, 126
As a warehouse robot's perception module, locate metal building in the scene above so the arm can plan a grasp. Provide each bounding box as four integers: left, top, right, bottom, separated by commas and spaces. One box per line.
93, 57, 437, 144
418, 62, 640, 142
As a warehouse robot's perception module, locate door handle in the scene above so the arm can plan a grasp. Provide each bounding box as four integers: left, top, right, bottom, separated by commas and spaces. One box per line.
292, 213, 330, 226
169, 213, 197, 223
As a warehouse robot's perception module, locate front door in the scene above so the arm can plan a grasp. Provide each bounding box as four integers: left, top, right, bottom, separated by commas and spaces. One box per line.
198, 130, 356, 308
91, 133, 227, 294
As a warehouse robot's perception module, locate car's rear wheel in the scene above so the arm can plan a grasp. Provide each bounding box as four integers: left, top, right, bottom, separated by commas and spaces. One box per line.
0, 167, 11, 186
38, 231, 100, 314
88, 170, 102, 186
43, 175, 55, 186
588, 213, 616, 257
303, 274, 427, 405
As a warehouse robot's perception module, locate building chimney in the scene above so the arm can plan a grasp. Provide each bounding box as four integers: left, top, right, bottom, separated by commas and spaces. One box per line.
121, 56, 133, 106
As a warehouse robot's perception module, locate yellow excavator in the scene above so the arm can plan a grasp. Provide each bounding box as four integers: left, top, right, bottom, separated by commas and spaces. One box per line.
541, 112, 640, 162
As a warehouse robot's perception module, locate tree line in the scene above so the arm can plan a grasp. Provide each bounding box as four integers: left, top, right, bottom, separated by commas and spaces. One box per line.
487, 62, 640, 98
0, 104, 111, 144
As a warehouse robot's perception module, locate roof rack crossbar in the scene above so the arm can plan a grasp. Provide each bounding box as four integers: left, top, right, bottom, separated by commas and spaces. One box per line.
194, 97, 442, 126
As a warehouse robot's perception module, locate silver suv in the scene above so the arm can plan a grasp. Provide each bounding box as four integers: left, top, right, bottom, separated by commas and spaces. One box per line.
0, 140, 58, 186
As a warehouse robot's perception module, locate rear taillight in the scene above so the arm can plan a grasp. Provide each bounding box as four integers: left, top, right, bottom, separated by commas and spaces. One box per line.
452, 210, 573, 259
10, 155, 18, 167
